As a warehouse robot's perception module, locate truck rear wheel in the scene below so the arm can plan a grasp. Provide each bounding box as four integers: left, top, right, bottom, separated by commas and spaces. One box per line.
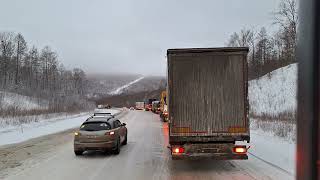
74, 150, 83, 156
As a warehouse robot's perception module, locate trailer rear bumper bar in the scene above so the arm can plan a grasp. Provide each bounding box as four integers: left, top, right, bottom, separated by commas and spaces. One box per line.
170, 143, 249, 160
172, 153, 248, 160
169, 134, 250, 144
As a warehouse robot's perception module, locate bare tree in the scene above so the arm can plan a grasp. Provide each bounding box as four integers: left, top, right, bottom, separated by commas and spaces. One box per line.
0, 32, 15, 89
227, 28, 256, 66
273, 0, 298, 31
273, 0, 298, 63
227, 32, 240, 47
40, 46, 57, 90
227, 29, 254, 47
73, 68, 86, 95
14, 33, 27, 86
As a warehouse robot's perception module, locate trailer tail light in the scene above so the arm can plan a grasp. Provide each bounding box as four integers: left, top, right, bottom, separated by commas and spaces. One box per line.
233, 146, 247, 154
172, 147, 185, 154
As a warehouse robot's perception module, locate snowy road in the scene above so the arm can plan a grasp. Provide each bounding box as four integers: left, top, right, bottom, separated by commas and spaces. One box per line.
1, 111, 293, 180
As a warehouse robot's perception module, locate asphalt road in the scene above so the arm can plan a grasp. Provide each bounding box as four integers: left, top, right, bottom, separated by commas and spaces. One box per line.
1, 110, 293, 180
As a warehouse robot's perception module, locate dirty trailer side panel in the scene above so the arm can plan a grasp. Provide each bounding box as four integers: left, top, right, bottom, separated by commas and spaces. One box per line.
167, 48, 249, 143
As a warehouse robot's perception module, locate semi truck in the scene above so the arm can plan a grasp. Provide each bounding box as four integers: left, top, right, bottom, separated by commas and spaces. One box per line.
167, 47, 250, 160
135, 102, 145, 110
151, 101, 160, 113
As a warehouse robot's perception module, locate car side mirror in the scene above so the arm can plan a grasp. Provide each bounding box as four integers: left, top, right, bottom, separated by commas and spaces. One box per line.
122, 123, 126, 126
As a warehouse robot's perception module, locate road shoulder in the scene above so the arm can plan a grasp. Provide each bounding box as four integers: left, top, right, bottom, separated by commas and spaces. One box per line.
0, 128, 76, 179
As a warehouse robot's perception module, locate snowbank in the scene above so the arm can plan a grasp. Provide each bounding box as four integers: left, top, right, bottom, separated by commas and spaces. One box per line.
249, 63, 297, 116
248, 64, 297, 175
0, 109, 121, 146
0, 91, 48, 110
249, 127, 296, 175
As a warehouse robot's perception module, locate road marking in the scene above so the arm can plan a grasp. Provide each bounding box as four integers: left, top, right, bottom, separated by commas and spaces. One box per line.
248, 152, 294, 177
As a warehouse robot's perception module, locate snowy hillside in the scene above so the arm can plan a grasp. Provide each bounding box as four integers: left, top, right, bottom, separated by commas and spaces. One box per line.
0, 91, 48, 111
86, 74, 141, 99
109, 77, 144, 95
249, 63, 297, 116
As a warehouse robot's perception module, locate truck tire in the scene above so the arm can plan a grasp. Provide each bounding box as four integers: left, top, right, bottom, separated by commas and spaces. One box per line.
74, 150, 83, 156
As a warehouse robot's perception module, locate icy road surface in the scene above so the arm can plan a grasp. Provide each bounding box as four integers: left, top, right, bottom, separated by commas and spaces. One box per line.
1, 111, 293, 180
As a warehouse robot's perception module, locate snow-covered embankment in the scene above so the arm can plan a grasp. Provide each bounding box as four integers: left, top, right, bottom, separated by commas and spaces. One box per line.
0, 109, 121, 146
248, 63, 297, 175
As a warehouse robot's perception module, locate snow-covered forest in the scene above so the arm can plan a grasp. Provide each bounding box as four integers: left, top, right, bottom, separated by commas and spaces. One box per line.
227, 0, 297, 80
0, 32, 94, 116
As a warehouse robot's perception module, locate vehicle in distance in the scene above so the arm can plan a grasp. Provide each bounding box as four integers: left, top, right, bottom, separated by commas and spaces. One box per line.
135, 101, 145, 110
167, 47, 250, 160
145, 98, 157, 111
97, 104, 111, 109
74, 116, 127, 155
93, 108, 114, 117
151, 101, 160, 113
159, 91, 168, 121
160, 104, 168, 122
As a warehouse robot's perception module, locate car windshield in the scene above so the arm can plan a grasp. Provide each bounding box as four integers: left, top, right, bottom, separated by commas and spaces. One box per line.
94, 113, 111, 116
2, 0, 318, 179
80, 122, 111, 131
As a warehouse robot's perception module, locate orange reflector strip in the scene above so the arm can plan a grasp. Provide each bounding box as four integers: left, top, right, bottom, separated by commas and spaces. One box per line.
228, 127, 247, 133
171, 127, 191, 133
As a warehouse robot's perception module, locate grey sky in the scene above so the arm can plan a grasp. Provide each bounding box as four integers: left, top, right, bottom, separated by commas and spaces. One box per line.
0, 0, 279, 75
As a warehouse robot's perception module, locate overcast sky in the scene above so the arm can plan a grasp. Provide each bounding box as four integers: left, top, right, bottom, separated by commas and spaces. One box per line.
0, 0, 280, 75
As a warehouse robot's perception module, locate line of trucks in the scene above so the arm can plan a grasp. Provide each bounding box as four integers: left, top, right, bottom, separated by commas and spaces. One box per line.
137, 47, 250, 160
135, 91, 168, 121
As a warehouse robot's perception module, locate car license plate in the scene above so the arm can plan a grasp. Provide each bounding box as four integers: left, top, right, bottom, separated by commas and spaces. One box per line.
87, 135, 97, 138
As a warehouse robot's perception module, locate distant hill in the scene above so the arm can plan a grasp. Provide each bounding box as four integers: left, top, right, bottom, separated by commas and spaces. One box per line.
119, 76, 166, 95
96, 88, 165, 107
86, 74, 141, 99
